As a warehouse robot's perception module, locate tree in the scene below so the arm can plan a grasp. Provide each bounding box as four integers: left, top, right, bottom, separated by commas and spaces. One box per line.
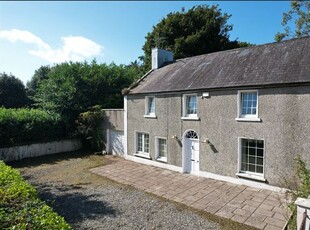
275, 0, 310, 42
33, 61, 139, 134
26, 65, 51, 99
142, 5, 244, 70
0, 72, 28, 108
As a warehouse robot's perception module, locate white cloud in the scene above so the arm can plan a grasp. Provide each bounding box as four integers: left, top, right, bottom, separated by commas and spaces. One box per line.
0, 29, 103, 63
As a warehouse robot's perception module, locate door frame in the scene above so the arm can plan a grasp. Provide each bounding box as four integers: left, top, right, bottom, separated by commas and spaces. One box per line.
182, 129, 199, 174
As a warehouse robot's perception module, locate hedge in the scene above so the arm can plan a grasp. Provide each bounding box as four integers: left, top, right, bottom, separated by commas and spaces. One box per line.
0, 161, 71, 229
0, 108, 65, 147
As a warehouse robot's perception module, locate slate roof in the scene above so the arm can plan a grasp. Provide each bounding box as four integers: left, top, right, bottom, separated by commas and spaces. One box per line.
128, 36, 310, 95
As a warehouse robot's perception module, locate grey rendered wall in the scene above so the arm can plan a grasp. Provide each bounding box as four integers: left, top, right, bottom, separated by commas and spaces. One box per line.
102, 109, 124, 149
103, 109, 124, 131
126, 86, 310, 187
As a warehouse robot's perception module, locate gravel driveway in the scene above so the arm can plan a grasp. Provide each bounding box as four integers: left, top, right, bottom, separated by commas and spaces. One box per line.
9, 151, 254, 230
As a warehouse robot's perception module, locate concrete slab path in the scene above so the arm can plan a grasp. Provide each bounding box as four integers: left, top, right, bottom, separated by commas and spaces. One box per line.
90, 156, 290, 230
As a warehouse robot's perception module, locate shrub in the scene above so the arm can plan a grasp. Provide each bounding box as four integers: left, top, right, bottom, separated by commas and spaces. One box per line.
76, 105, 104, 152
0, 161, 71, 229
0, 108, 65, 147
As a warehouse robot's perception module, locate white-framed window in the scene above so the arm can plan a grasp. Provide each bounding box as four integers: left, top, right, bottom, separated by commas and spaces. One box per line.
135, 132, 150, 158
236, 90, 261, 122
182, 94, 199, 120
237, 138, 265, 181
144, 96, 156, 118
155, 137, 167, 162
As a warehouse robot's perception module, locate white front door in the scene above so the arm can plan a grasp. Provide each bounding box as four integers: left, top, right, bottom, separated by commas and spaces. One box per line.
190, 140, 199, 173
182, 130, 199, 174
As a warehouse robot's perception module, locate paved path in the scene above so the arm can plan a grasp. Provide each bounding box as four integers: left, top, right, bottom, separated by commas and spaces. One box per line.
90, 156, 290, 230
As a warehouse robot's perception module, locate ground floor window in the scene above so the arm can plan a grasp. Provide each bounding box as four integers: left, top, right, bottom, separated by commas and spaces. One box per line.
136, 132, 149, 157
239, 138, 264, 175
156, 137, 167, 162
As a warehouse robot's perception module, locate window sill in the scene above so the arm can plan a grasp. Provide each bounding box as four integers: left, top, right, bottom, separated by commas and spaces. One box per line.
181, 116, 200, 121
134, 153, 151, 159
235, 117, 261, 122
156, 157, 167, 163
236, 172, 266, 182
144, 114, 157, 119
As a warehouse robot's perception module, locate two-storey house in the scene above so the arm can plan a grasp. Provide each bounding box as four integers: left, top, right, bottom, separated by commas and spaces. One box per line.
121, 37, 310, 190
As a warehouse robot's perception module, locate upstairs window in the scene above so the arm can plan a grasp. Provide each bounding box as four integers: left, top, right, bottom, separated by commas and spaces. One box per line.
237, 90, 260, 121
144, 96, 156, 118
182, 94, 199, 120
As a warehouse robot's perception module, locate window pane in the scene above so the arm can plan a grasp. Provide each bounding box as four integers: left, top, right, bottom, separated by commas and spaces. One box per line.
158, 139, 167, 157
257, 157, 264, 166
249, 156, 255, 164
241, 163, 247, 171
249, 140, 256, 148
148, 97, 155, 114
249, 164, 255, 172
257, 140, 264, 149
241, 153, 248, 163
240, 139, 264, 174
138, 133, 142, 152
257, 148, 264, 157
187, 96, 197, 114
241, 92, 257, 116
249, 148, 256, 156
144, 134, 149, 153
256, 166, 263, 173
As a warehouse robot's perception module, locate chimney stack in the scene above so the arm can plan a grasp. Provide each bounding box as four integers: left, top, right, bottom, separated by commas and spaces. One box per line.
151, 48, 173, 70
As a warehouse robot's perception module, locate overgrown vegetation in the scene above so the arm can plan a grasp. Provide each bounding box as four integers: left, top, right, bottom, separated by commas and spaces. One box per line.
0, 161, 71, 229
32, 61, 140, 134
0, 108, 64, 147
76, 106, 104, 152
0, 73, 29, 109
284, 155, 310, 229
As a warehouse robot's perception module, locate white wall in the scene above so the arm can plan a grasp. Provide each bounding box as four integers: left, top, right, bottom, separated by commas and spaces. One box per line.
0, 139, 82, 162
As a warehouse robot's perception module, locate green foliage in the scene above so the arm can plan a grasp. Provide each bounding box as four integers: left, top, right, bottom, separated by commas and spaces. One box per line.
26, 65, 51, 101
0, 161, 71, 229
0, 73, 28, 109
33, 60, 139, 134
76, 106, 104, 152
0, 108, 64, 147
284, 155, 310, 229
275, 0, 310, 42
142, 4, 248, 70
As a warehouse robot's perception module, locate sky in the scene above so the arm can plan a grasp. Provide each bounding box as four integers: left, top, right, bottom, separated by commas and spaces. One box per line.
0, 1, 291, 85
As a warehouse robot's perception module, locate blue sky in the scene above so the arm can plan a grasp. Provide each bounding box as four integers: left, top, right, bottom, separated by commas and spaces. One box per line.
0, 1, 291, 84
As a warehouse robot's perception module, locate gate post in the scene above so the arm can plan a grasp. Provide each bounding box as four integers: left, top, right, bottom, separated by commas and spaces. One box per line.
295, 197, 310, 230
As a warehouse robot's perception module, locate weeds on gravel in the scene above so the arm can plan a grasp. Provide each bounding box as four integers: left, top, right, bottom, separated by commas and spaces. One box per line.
0, 161, 71, 229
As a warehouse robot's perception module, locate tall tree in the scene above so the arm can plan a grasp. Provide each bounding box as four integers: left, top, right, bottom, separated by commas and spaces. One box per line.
142, 5, 243, 70
0, 72, 28, 108
26, 65, 51, 99
275, 0, 310, 42
33, 61, 139, 133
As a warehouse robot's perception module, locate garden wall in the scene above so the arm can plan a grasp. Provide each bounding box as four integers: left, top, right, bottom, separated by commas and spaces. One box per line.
0, 139, 82, 162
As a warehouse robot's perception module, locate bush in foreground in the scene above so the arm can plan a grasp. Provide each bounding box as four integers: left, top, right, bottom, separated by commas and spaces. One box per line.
0, 161, 71, 229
